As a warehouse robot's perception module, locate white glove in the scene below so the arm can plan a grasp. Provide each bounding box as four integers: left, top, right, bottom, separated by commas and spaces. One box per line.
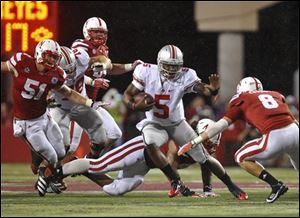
92, 101, 111, 110
91, 62, 109, 77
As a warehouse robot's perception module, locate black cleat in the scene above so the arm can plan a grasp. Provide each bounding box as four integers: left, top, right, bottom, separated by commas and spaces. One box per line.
266, 181, 289, 203
36, 168, 49, 197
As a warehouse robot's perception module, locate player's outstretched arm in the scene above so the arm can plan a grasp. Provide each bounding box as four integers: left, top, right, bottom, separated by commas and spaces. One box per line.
54, 85, 109, 110
1, 61, 17, 77
194, 74, 220, 96
108, 60, 144, 75
178, 117, 231, 156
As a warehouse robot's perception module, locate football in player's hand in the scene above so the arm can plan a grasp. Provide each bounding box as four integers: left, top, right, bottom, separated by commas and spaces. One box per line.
133, 92, 155, 111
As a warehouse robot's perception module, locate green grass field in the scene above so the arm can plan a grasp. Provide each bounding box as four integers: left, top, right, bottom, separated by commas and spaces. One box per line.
1, 164, 299, 217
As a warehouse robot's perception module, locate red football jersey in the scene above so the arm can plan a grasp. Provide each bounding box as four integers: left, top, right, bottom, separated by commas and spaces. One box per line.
71, 39, 109, 99
9, 52, 65, 120
225, 91, 294, 134
71, 39, 109, 79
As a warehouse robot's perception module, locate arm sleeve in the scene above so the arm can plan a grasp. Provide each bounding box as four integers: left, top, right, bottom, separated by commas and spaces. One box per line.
206, 118, 229, 139
183, 68, 201, 94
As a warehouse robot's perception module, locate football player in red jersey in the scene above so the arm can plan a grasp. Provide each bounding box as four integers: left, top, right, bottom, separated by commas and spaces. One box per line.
71, 17, 143, 153
72, 17, 143, 100
179, 77, 299, 203
1, 39, 108, 196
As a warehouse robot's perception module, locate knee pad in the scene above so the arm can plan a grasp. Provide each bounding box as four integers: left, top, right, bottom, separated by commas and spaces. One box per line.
142, 127, 168, 147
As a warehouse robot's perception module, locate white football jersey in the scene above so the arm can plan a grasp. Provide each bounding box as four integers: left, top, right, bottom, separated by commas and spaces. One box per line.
53, 48, 89, 109
133, 63, 201, 128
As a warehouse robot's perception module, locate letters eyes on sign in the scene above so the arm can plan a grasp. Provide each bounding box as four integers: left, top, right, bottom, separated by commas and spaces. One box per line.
1, 1, 58, 56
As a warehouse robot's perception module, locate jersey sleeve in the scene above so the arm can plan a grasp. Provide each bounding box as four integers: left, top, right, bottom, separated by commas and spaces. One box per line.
73, 48, 89, 70
52, 67, 66, 88
183, 68, 201, 93
224, 94, 244, 121
71, 39, 89, 53
9, 52, 30, 73
132, 64, 147, 91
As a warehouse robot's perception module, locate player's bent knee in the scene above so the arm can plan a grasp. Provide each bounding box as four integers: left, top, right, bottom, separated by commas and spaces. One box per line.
103, 177, 144, 196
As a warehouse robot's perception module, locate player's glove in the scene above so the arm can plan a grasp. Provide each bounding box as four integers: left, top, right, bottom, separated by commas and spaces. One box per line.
85, 99, 110, 110
91, 78, 110, 90
92, 101, 110, 110
46, 98, 61, 108
91, 62, 110, 73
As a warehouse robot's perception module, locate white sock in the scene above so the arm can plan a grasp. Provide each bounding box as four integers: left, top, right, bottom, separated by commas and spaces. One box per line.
63, 159, 90, 175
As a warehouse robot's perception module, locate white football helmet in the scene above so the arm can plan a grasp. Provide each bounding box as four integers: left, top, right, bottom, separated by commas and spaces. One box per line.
83, 17, 108, 46
59, 46, 77, 79
35, 39, 62, 69
236, 77, 263, 94
196, 118, 221, 146
157, 45, 183, 81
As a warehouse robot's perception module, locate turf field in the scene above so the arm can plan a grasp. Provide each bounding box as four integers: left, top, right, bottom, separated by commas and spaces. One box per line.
1, 164, 299, 217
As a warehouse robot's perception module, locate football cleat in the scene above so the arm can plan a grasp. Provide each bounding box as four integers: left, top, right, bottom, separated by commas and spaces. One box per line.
266, 181, 288, 203
168, 180, 184, 198
36, 168, 50, 197
181, 187, 205, 198
203, 185, 219, 197
46, 180, 67, 193
36, 167, 65, 196
228, 184, 248, 200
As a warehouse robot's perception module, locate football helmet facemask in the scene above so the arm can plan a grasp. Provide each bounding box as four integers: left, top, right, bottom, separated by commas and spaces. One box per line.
83, 17, 108, 46
59, 46, 77, 80
157, 45, 183, 81
35, 39, 62, 70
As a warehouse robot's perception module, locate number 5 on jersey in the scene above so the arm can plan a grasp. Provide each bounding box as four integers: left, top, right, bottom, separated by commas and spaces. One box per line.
154, 94, 170, 119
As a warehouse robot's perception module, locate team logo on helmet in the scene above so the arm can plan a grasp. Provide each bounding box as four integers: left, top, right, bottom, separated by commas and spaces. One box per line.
51, 77, 58, 84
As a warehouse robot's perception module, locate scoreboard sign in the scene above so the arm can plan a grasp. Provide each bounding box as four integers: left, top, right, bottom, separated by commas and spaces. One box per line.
1, 1, 58, 56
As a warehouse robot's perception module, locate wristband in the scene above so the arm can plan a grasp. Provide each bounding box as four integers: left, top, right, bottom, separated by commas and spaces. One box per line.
124, 63, 133, 72
210, 88, 219, 96
85, 99, 93, 107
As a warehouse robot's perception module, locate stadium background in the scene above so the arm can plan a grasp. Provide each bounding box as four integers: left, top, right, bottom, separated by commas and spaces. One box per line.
1, 1, 299, 164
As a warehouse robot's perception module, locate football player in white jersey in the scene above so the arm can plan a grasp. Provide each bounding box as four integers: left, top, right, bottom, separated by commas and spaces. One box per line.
49, 46, 111, 159
122, 45, 248, 199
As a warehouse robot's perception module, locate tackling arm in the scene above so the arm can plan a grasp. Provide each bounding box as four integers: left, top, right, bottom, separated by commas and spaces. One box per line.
89, 54, 112, 71
54, 85, 94, 107
178, 117, 232, 156
1, 61, 18, 77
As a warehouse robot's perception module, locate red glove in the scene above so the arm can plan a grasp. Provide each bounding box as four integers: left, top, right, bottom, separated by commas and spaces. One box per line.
92, 78, 110, 90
